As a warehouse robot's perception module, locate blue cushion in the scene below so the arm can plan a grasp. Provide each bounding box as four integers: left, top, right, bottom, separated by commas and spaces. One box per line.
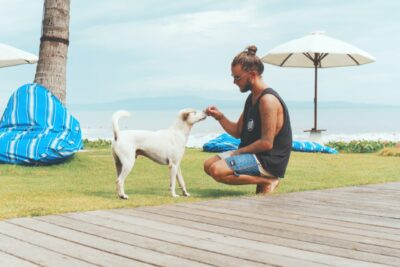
203, 133, 240, 152
0, 83, 83, 165
203, 133, 338, 154
292, 140, 338, 154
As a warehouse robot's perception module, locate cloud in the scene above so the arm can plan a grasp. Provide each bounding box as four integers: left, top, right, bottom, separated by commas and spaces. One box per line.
78, 7, 257, 54
1, 0, 399, 107
0, 0, 42, 39
72, 0, 219, 23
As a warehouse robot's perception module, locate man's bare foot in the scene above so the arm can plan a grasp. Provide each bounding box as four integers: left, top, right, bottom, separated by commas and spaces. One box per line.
256, 179, 280, 194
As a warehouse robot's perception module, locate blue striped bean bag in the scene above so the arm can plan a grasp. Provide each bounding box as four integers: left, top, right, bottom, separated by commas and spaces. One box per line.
0, 83, 83, 165
203, 133, 338, 154
202, 133, 240, 152
292, 140, 338, 154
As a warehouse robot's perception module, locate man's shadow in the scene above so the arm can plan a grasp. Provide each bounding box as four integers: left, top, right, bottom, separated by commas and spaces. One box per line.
87, 188, 249, 199
190, 188, 249, 198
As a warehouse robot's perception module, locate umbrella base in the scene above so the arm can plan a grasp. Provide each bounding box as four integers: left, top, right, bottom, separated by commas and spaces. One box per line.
304, 128, 326, 142
304, 128, 326, 133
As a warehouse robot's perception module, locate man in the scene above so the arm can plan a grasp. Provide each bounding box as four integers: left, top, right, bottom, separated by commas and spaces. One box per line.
204, 45, 292, 194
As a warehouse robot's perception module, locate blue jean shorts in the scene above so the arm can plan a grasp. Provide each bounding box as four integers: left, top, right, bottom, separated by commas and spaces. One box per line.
218, 151, 274, 177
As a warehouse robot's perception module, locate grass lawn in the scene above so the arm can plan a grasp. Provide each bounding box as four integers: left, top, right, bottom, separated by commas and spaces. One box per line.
1, 148, 400, 220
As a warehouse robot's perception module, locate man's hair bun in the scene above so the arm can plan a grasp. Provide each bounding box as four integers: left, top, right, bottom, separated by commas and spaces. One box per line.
246, 45, 257, 56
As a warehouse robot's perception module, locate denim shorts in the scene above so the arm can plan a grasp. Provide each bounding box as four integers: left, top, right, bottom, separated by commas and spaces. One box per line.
218, 151, 274, 177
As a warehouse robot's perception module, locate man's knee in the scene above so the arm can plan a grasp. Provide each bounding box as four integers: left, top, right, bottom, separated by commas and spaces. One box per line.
208, 163, 227, 182
203, 161, 211, 175
203, 156, 219, 175
203, 158, 213, 175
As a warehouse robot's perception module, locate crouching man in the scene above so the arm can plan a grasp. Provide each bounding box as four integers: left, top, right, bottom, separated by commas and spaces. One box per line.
204, 45, 292, 194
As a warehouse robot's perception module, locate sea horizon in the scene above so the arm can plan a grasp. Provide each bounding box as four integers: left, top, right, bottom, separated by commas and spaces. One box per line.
70, 106, 400, 147
1, 100, 398, 147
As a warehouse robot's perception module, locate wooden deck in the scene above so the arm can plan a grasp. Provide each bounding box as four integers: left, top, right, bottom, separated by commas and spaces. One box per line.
1, 182, 399, 267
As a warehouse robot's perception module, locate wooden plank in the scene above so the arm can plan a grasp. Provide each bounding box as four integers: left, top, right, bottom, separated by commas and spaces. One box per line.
0, 232, 95, 267
64, 211, 327, 267
245, 197, 400, 229
0, 221, 152, 267
117, 208, 400, 266
132, 206, 399, 257
90, 210, 385, 267
244, 190, 400, 219
191, 199, 400, 240
247, 191, 400, 214
321, 183, 400, 193
154, 204, 400, 249
37, 214, 268, 267
241, 197, 399, 223
317, 185, 400, 194
2, 182, 398, 266
301, 189, 400, 204
9, 217, 209, 267
290, 190, 400, 210
362, 183, 400, 190
0, 251, 38, 267
274, 184, 400, 199
239, 197, 400, 229
193, 198, 400, 235
336, 185, 400, 195
254, 195, 400, 219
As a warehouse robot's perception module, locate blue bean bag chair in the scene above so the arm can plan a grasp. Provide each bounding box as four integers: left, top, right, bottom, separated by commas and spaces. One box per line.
292, 140, 338, 154
0, 83, 83, 165
203, 133, 338, 154
202, 133, 240, 152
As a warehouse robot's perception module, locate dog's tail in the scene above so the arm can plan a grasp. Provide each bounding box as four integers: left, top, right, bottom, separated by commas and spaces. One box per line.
112, 110, 131, 141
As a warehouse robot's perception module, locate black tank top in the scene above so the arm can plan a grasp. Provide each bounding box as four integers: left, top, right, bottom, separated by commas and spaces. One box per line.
239, 88, 292, 177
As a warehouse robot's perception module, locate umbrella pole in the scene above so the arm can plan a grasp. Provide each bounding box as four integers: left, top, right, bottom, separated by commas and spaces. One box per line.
314, 63, 318, 131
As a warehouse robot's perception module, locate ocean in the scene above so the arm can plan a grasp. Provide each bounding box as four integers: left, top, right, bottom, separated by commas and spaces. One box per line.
71, 106, 400, 147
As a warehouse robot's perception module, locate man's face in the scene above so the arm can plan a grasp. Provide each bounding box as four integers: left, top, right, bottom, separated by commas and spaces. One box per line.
231, 65, 252, 93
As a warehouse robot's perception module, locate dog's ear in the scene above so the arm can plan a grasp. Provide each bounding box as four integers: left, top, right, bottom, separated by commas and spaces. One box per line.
181, 111, 190, 121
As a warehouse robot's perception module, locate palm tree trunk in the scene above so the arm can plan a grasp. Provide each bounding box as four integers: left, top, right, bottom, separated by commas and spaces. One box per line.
34, 0, 70, 105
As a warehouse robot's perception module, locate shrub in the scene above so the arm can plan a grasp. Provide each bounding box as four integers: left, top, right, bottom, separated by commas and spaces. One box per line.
326, 140, 396, 153
378, 147, 400, 157
83, 139, 112, 149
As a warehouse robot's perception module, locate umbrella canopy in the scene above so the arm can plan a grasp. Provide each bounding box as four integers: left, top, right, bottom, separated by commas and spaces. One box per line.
261, 31, 375, 133
0, 42, 38, 68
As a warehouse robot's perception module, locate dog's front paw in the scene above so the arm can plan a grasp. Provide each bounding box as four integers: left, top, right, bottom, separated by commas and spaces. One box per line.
171, 193, 179, 198
183, 191, 190, 197
118, 193, 129, 200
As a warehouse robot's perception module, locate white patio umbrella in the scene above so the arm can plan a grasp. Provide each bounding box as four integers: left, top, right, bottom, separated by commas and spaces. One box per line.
0, 42, 38, 68
261, 31, 375, 133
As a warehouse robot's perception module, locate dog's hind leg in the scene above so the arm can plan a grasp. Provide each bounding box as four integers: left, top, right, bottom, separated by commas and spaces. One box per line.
169, 164, 179, 197
116, 158, 134, 199
115, 150, 135, 199
112, 152, 122, 177
176, 166, 190, 197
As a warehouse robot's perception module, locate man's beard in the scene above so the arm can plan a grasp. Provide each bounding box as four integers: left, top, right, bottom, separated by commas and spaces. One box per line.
241, 81, 252, 93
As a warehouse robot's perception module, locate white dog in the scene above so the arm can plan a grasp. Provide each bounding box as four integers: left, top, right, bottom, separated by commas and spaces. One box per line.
111, 108, 207, 199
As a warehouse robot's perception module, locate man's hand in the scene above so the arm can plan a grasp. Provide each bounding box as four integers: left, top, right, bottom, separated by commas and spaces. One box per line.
231, 150, 240, 156
205, 106, 224, 121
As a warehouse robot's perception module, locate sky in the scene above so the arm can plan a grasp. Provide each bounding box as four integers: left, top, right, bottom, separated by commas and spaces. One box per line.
0, 0, 399, 111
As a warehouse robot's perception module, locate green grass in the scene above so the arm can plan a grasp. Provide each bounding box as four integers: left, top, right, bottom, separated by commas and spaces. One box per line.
1, 148, 400, 220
